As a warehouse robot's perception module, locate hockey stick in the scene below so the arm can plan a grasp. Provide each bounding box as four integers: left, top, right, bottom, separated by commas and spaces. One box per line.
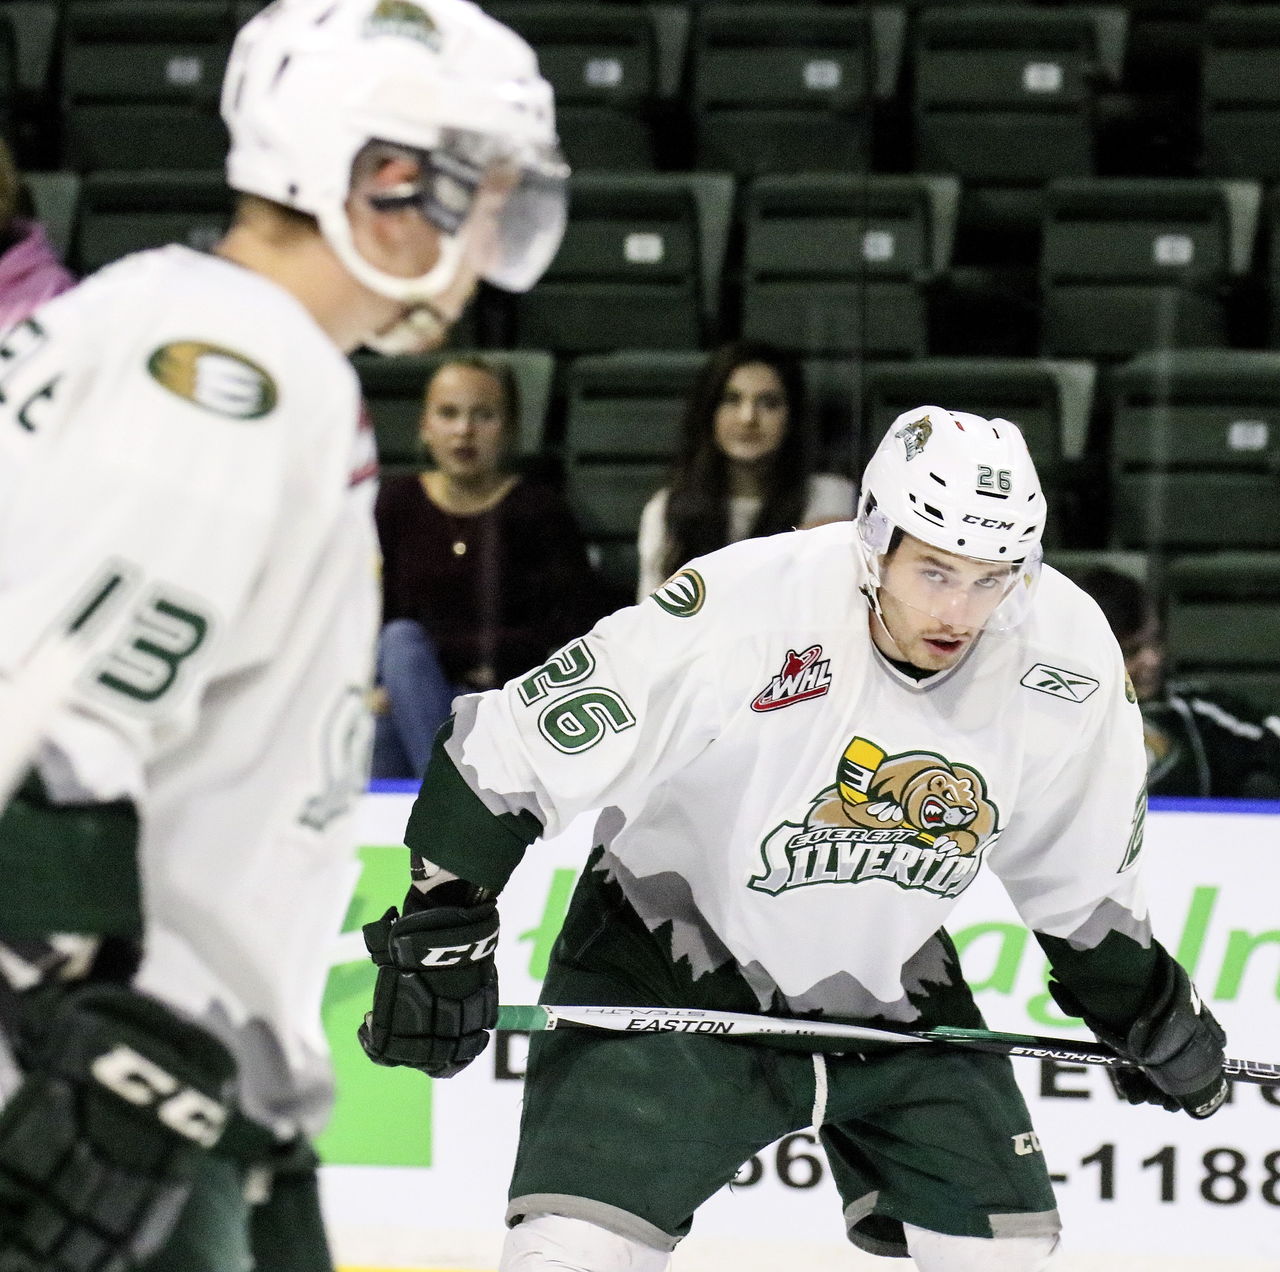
497, 1004, 1280, 1087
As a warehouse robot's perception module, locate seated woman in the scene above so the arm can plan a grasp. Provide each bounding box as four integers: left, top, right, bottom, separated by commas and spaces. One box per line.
636, 340, 856, 599
373, 356, 608, 779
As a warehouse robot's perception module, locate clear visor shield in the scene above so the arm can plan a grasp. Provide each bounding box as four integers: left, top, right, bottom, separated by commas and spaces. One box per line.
384, 130, 569, 294
857, 507, 1042, 659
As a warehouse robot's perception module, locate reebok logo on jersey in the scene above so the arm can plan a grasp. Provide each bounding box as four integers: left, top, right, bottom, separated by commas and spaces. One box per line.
147, 342, 277, 420
652, 569, 706, 618
751, 645, 832, 712
1020, 663, 1099, 704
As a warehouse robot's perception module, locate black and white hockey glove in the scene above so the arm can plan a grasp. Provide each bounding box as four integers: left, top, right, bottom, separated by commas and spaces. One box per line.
0, 983, 235, 1271
1050, 959, 1228, 1119
359, 902, 499, 1079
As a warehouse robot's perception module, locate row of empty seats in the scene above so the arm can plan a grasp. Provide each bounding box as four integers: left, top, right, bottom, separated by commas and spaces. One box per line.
30, 165, 1280, 360
7, 2, 1280, 188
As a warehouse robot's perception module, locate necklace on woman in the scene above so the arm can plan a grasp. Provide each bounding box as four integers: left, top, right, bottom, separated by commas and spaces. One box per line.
421, 470, 520, 559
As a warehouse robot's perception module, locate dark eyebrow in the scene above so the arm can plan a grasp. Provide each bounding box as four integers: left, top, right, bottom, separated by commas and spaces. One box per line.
919, 553, 957, 573
920, 552, 1012, 579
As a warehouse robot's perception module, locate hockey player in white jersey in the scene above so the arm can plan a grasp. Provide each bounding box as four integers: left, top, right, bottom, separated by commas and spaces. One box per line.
363, 406, 1229, 1272
0, 1, 566, 1269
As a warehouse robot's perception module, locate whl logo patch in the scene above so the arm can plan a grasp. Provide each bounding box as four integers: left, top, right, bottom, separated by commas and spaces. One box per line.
751, 645, 832, 712
1020, 663, 1099, 703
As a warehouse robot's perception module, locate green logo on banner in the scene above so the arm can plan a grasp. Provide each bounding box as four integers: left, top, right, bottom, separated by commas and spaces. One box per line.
318, 845, 433, 1167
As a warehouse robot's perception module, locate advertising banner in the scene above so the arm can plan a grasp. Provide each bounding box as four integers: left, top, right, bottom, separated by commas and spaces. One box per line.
320, 792, 1280, 1264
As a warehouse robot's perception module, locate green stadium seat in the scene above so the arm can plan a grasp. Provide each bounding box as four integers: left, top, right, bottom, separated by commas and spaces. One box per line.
688, 4, 905, 176
1039, 177, 1261, 359
1201, 6, 1280, 181
486, 3, 678, 170
72, 169, 232, 274
60, 1, 237, 171
800, 357, 870, 474
0, 12, 20, 144
1045, 548, 1152, 584
23, 171, 80, 263
3, 2, 59, 164
1258, 186, 1280, 348
560, 350, 705, 596
739, 173, 959, 358
1108, 349, 1280, 551
351, 349, 555, 475
861, 356, 1093, 473
512, 172, 734, 355
911, 6, 1127, 233
1165, 552, 1280, 708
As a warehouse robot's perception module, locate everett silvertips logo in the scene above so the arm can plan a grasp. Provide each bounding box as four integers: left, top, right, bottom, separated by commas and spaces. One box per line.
750, 735, 1001, 899
751, 645, 832, 712
895, 414, 933, 461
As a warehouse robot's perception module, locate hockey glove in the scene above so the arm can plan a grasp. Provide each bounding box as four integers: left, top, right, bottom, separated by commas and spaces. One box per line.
0, 983, 235, 1272
1050, 959, 1228, 1119
358, 903, 499, 1079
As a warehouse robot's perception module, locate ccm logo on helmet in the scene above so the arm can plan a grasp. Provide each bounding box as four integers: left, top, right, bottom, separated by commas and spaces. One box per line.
962, 515, 1014, 530
419, 933, 499, 968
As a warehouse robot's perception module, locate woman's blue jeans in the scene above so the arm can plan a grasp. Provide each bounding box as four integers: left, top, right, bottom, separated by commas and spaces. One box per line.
371, 618, 461, 780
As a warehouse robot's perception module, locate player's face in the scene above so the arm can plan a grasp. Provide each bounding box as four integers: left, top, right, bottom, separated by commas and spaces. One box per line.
419, 365, 510, 484
1119, 609, 1164, 701
712, 363, 788, 466
872, 535, 1016, 671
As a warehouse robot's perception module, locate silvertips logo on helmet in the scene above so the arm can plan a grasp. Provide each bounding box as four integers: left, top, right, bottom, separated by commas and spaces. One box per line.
364, 0, 442, 49
894, 414, 932, 461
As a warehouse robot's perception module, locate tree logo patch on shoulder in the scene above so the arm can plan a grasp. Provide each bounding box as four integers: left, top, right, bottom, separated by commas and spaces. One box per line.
1020, 663, 1099, 703
364, 0, 442, 49
147, 342, 278, 420
652, 568, 706, 618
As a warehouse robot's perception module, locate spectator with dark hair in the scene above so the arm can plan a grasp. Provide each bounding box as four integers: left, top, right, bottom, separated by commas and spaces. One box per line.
373, 355, 609, 779
1077, 566, 1280, 798
0, 135, 75, 327
636, 340, 855, 598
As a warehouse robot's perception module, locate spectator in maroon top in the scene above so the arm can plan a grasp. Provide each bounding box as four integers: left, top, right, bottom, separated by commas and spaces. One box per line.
372, 355, 608, 778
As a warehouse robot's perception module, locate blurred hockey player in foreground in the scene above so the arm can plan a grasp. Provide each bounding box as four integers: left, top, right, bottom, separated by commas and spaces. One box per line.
0, 1, 565, 1267
363, 406, 1228, 1272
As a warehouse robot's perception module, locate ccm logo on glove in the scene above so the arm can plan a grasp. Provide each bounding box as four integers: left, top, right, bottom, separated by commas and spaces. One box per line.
418, 931, 499, 968
91, 1042, 229, 1147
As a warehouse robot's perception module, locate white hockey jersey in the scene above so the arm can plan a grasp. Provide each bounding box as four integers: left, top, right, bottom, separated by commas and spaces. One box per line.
0, 246, 379, 1134
440, 521, 1151, 1023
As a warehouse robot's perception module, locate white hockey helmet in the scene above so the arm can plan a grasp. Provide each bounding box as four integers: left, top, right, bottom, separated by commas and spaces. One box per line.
857, 405, 1046, 630
221, 0, 568, 314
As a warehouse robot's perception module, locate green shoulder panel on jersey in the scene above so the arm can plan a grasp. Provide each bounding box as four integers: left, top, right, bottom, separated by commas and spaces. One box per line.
0, 773, 141, 937
146, 341, 278, 420
403, 722, 543, 892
